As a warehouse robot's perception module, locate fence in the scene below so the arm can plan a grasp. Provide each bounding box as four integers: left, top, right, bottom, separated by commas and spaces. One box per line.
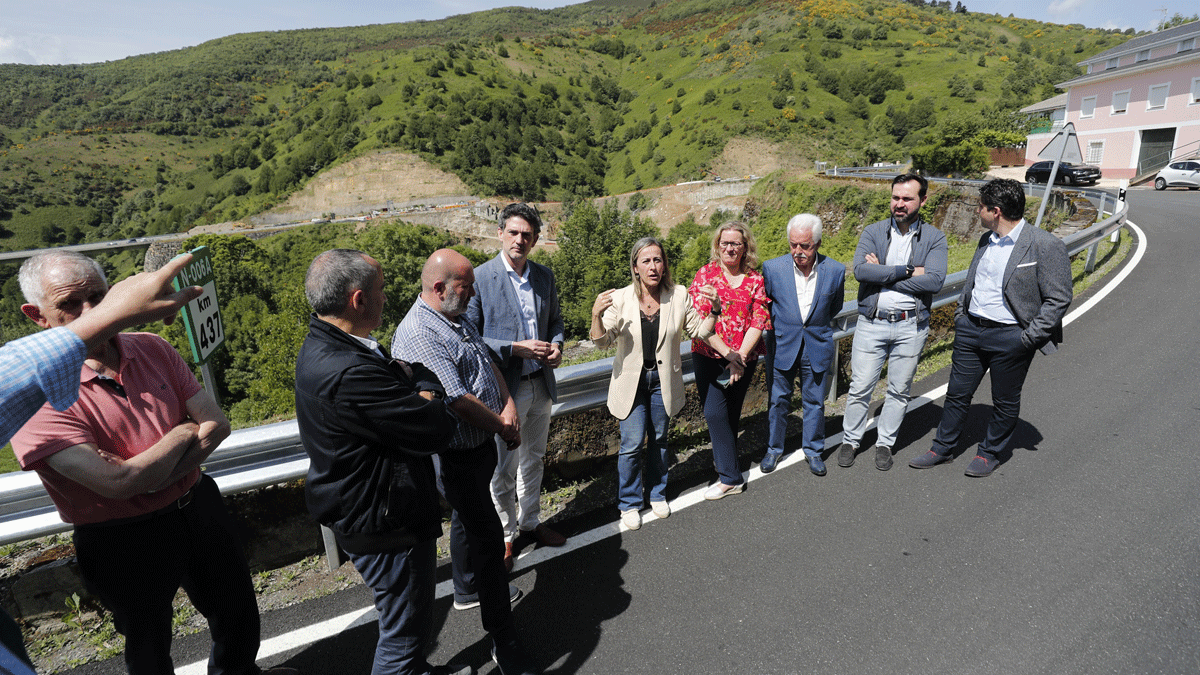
0, 179, 1129, 549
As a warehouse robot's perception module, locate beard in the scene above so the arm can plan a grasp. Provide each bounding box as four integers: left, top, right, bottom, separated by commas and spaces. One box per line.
443, 290, 467, 316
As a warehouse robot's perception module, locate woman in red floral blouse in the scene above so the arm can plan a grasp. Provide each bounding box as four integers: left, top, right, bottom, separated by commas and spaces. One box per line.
688, 221, 772, 500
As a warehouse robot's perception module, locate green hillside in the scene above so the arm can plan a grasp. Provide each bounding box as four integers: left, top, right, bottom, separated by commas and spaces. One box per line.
0, 0, 1135, 252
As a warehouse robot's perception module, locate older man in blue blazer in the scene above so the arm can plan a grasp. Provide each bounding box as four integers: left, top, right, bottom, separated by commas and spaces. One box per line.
909, 178, 1072, 477
465, 203, 567, 577
761, 214, 846, 476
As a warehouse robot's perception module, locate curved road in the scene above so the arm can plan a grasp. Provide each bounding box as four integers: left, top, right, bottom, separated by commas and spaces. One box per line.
66, 189, 1199, 675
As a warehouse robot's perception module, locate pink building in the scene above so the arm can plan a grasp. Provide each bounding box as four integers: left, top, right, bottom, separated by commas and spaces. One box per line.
1024, 20, 1200, 181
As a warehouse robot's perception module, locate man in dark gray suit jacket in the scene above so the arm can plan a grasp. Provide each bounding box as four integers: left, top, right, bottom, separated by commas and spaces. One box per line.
910, 179, 1072, 477
465, 203, 567, 576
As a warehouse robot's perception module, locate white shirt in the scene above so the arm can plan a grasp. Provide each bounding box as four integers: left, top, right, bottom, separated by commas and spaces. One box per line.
501, 253, 542, 376
876, 222, 918, 313
793, 261, 818, 323
969, 219, 1023, 325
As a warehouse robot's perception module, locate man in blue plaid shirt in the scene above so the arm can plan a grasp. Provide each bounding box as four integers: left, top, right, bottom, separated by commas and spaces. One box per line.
391, 249, 536, 675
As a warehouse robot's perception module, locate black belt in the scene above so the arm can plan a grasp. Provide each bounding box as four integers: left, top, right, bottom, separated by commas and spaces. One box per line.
81, 480, 199, 528
967, 313, 1015, 329
520, 369, 544, 381
875, 309, 916, 322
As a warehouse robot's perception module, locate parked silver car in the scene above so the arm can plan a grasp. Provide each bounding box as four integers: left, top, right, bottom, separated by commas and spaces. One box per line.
1154, 161, 1200, 190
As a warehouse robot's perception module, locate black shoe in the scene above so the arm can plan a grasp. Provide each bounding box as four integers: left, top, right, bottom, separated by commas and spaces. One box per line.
492, 637, 538, 675
452, 584, 522, 611
964, 453, 998, 477
874, 446, 893, 471
760, 451, 782, 473
908, 449, 952, 469
837, 442, 856, 468
808, 455, 827, 476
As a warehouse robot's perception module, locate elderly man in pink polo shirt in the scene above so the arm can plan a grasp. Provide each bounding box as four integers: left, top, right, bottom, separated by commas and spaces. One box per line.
11, 251, 293, 675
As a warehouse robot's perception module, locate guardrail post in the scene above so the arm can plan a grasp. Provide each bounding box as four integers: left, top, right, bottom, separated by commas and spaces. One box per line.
1084, 241, 1100, 273
320, 524, 348, 571
826, 324, 842, 407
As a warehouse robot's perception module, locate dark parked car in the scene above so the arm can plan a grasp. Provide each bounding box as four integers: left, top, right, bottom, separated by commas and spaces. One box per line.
1025, 161, 1102, 186
1154, 161, 1200, 190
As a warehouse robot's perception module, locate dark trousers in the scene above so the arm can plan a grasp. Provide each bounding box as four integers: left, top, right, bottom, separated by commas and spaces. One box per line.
349, 540, 437, 675
434, 441, 514, 639
73, 474, 260, 675
931, 315, 1037, 457
694, 353, 757, 486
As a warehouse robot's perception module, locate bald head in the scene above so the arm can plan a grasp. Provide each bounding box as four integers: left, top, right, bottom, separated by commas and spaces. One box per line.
420, 248, 475, 319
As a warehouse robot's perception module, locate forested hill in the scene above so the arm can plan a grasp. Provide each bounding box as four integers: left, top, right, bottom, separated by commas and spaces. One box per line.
0, 0, 1136, 252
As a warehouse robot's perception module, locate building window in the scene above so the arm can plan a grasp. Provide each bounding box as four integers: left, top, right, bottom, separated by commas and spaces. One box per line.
1112, 90, 1130, 115
1080, 96, 1097, 118
1148, 84, 1170, 110
1105, 57, 1120, 70
1086, 141, 1105, 165
1137, 49, 1150, 62
1192, 78, 1200, 105
1181, 38, 1196, 53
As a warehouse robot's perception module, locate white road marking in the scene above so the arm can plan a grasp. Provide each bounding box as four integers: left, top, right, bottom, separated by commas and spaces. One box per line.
179, 221, 1146, 673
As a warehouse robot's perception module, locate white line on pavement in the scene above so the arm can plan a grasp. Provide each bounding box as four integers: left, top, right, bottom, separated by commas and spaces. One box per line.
180, 221, 1146, 673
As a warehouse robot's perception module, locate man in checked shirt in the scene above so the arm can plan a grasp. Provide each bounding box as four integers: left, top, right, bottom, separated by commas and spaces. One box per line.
392, 249, 537, 675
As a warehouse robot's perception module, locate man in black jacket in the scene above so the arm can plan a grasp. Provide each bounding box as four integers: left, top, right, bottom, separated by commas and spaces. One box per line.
294, 249, 466, 675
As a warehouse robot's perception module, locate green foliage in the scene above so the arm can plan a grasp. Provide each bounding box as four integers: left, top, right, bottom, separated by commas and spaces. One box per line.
0, 0, 1129, 251
911, 142, 990, 177
550, 199, 654, 338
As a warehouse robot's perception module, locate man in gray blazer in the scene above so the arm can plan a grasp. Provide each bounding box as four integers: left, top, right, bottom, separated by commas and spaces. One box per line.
909, 179, 1072, 477
465, 203, 567, 573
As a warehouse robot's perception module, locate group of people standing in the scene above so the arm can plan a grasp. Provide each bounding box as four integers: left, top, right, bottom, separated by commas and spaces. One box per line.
292, 174, 1072, 675
0, 172, 1071, 675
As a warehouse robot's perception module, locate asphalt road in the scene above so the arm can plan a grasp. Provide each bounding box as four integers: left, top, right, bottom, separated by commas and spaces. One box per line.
64, 188, 1200, 675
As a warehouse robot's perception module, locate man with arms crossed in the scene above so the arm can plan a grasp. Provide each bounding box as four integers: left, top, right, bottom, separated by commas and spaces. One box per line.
909, 178, 1072, 477
11, 251, 292, 675
761, 214, 846, 477
839, 174, 947, 471
393, 249, 537, 675
464, 203, 567, 574
0, 253, 200, 675
294, 249, 467, 675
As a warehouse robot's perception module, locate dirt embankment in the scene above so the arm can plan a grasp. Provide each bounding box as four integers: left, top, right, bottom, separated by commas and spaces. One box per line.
210, 138, 814, 239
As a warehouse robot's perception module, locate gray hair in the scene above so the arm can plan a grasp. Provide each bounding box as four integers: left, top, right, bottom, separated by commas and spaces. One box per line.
19, 251, 107, 307
305, 249, 378, 316
785, 213, 823, 243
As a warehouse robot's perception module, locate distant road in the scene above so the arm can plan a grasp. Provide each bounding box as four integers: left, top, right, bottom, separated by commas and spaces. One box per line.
0, 219, 355, 263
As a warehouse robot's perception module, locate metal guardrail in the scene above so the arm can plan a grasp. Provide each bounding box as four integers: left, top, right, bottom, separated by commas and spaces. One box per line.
0, 179, 1129, 547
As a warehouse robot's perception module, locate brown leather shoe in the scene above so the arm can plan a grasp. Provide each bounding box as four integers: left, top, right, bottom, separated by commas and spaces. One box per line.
528, 523, 567, 547
503, 542, 514, 573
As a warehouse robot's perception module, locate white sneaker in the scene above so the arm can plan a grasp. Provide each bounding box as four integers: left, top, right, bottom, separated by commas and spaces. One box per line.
620, 509, 641, 530
650, 501, 671, 519
704, 482, 745, 501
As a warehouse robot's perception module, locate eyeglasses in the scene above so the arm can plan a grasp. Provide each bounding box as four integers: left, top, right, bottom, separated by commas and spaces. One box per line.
718, 241, 745, 249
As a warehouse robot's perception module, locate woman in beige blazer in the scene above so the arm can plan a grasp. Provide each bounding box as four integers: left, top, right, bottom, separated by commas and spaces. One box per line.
590, 237, 717, 531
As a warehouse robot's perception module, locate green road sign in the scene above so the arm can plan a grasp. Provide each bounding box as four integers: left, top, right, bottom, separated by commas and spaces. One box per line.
172, 246, 224, 364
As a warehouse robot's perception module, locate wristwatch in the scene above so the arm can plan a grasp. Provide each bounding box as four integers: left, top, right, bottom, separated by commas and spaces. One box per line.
905, 264, 915, 278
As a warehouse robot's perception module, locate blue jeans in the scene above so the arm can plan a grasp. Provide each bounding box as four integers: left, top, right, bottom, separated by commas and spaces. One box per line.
617, 368, 670, 511
694, 353, 756, 486
843, 316, 929, 450
349, 540, 437, 675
